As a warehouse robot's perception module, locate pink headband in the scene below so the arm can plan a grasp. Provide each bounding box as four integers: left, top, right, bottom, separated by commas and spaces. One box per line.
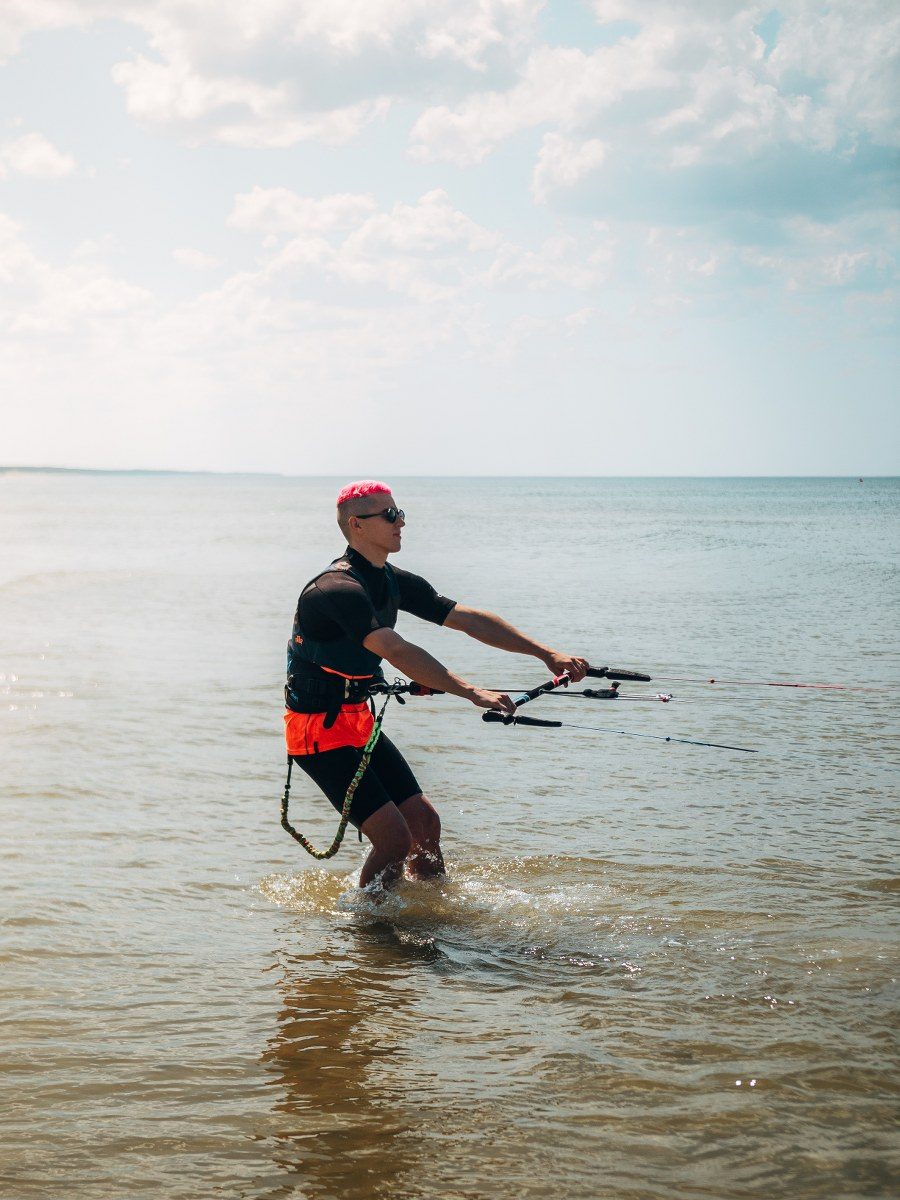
336, 479, 392, 506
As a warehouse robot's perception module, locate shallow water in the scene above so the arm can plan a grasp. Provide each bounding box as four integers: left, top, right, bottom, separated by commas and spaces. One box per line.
2, 473, 899, 1199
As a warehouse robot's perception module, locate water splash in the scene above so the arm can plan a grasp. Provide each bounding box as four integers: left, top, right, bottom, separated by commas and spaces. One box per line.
258, 854, 659, 976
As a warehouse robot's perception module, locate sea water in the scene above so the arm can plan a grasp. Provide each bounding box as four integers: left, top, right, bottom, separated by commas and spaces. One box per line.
2, 473, 898, 1199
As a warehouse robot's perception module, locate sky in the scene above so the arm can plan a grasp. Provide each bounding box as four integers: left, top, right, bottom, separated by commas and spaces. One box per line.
0, 0, 897, 475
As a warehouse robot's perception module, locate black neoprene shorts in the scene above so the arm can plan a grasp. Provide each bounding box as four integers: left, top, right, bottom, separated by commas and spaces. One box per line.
291, 732, 422, 829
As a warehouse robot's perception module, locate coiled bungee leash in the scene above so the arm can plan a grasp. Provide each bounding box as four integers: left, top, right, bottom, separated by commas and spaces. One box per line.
280, 680, 441, 859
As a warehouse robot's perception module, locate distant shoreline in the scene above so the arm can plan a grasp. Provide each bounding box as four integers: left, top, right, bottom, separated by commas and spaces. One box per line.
1, 466, 895, 480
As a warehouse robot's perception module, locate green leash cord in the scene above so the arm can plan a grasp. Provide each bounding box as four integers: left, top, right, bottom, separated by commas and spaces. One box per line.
280, 692, 393, 860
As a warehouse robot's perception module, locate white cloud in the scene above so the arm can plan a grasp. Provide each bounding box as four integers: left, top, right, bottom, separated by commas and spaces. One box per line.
228, 188, 378, 235
0, 0, 93, 63
642, 226, 723, 297
5, 1, 897, 178
111, 49, 392, 147
637, 210, 899, 302
256, 189, 502, 303
0, 0, 541, 149
409, 36, 677, 166
410, 2, 900, 184
532, 133, 606, 203
0, 212, 151, 336
286, 0, 539, 67
1, 131, 76, 178
0, 204, 491, 468
742, 212, 899, 291
0, 188, 610, 401
172, 246, 219, 270
770, 0, 900, 149
215, 99, 392, 149
344, 189, 498, 256
101, 0, 539, 146
483, 233, 611, 291
0, 0, 538, 66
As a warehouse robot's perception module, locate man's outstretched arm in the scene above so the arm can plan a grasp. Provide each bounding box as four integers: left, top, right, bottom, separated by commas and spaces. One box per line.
363, 628, 515, 713
443, 605, 588, 681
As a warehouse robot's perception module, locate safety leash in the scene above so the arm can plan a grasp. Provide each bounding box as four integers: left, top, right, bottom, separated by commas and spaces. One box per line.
280, 690, 394, 859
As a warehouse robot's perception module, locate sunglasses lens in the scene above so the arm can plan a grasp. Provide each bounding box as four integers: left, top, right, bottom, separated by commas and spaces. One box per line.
356, 506, 403, 524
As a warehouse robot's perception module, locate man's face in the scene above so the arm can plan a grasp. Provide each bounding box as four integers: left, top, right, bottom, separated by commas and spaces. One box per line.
353, 494, 405, 555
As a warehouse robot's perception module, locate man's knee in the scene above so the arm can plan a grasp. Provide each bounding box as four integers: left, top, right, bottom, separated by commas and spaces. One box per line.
381, 825, 413, 862
422, 803, 441, 845
403, 794, 441, 846
362, 805, 413, 862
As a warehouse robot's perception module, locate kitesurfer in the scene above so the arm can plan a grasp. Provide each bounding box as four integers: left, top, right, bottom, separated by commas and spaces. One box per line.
284, 480, 588, 889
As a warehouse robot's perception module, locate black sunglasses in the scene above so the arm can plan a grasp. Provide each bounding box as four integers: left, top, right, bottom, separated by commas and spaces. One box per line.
355, 506, 405, 524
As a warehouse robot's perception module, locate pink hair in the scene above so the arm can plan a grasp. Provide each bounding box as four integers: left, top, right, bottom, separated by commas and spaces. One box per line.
336, 479, 392, 506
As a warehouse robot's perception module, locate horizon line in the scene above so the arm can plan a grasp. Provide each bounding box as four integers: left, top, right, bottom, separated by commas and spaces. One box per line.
0, 466, 894, 480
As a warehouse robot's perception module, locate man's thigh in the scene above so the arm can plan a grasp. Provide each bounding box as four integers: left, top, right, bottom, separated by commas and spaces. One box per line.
372, 736, 439, 843
369, 733, 422, 804
292, 732, 423, 829
293, 745, 393, 828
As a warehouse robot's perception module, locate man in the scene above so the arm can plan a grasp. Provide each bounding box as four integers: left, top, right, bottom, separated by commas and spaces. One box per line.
285, 480, 587, 890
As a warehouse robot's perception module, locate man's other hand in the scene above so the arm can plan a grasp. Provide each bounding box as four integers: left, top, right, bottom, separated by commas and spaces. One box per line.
543, 652, 589, 683
468, 688, 516, 714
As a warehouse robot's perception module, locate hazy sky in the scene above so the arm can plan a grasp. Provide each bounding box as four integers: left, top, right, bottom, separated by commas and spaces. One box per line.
1, 1, 897, 474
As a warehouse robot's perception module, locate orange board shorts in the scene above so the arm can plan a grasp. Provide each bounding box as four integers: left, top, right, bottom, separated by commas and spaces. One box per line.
284, 703, 375, 756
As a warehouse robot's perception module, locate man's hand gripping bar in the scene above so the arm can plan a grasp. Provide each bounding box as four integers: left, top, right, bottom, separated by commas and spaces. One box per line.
481, 670, 573, 724
482, 664, 652, 725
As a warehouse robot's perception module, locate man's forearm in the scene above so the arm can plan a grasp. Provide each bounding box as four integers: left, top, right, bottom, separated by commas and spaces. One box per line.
382, 639, 476, 700
447, 606, 553, 663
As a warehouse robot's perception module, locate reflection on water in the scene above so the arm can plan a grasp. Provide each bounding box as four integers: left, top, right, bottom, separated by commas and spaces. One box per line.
264, 929, 435, 1200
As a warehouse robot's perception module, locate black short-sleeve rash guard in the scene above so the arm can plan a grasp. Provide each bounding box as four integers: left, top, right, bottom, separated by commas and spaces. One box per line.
297, 548, 456, 646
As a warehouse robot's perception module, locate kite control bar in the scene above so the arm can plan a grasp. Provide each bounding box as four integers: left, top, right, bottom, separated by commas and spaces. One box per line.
483, 664, 652, 725
481, 664, 756, 752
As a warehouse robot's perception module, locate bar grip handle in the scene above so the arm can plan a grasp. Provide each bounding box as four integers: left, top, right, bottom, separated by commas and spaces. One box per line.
587, 666, 652, 682
482, 711, 562, 728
